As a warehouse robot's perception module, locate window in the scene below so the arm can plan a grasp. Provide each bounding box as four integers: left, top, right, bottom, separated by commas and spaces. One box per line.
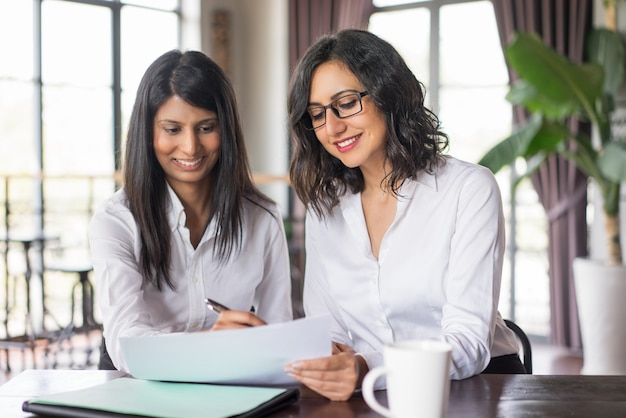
0, 0, 180, 278
369, 0, 550, 338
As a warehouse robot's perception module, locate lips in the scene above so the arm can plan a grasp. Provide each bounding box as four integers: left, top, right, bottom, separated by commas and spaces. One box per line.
334, 134, 360, 152
173, 157, 205, 169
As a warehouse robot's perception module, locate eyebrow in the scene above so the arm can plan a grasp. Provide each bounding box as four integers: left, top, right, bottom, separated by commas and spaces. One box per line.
308, 89, 362, 107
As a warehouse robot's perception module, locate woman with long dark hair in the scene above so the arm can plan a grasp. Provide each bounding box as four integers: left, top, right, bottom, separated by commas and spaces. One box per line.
89, 50, 292, 372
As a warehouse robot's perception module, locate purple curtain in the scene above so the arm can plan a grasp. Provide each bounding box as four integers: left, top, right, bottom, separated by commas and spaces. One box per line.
491, 0, 591, 349
288, 0, 375, 71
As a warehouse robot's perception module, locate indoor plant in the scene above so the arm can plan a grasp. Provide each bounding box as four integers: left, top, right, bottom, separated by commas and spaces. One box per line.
478, 27, 626, 373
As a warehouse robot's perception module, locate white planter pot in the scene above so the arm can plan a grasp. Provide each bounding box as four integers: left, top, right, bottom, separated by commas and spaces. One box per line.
573, 257, 626, 374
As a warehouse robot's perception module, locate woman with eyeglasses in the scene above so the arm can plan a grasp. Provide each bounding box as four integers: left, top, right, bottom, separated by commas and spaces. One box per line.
284, 29, 523, 401
89, 50, 292, 372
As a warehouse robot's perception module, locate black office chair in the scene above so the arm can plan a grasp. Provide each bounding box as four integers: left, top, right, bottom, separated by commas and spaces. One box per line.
504, 319, 532, 374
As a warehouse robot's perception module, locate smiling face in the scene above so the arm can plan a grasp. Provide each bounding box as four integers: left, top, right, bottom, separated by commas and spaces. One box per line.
153, 95, 221, 193
308, 61, 388, 172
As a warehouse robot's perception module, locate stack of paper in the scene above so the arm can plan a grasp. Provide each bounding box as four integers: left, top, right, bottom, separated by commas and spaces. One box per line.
120, 315, 331, 385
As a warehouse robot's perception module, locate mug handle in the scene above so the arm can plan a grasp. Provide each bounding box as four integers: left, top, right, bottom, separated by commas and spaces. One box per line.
361, 367, 391, 417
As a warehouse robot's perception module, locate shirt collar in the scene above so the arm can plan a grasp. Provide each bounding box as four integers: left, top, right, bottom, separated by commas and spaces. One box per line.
412, 166, 438, 192
165, 183, 186, 232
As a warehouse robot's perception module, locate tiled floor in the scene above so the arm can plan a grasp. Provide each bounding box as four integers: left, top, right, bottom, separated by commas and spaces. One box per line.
0, 332, 583, 386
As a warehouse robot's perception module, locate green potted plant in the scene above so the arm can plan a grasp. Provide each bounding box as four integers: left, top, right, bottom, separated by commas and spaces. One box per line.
478, 27, 626, 374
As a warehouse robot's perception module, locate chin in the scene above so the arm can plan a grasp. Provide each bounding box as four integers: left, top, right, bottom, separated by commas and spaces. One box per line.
338, 158, 361, 169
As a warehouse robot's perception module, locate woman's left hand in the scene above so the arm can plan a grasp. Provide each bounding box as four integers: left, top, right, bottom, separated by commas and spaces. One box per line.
284, 342, 368, 401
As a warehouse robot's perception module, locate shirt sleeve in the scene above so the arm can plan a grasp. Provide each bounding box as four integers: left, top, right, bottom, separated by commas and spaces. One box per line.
440, 166, 506, 379
88, 197, 162, 372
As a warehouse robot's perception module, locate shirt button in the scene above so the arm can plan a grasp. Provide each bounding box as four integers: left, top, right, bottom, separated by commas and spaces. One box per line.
192, 276, 198, 283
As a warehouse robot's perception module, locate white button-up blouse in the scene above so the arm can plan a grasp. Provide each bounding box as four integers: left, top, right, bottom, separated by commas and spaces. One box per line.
89, 185, 293, 372
303, 157, 519, 381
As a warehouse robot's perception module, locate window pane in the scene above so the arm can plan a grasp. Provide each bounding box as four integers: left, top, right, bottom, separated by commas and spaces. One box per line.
42, 86, 113, 176
0, 0, 34, 79
121, 6, 179, 91
122, 0, 179, 11
41, 2, 112, 87
0, 81, 37, 173
439, 86, 511, 162
121, 6, 179, 147
369, 9, 430, 92
440, 1, 507, 86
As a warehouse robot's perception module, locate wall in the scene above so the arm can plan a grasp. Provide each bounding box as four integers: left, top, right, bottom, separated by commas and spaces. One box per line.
185, 0, 290, 213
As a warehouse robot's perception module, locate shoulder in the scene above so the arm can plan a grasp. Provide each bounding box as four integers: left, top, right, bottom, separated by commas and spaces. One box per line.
94, 188, 130, 215
434, 156, 499, 190
439, 156, 496, 178
90, 188, 135, 231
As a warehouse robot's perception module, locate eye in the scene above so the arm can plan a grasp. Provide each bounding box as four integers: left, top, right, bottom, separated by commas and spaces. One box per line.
163, 125, 181, 134
307, 107, 325, 121
198, 122, 217, 133
335, 95, 358, 111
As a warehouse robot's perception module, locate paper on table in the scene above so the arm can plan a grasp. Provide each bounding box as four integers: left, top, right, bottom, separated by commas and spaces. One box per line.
120, 315, 331, 385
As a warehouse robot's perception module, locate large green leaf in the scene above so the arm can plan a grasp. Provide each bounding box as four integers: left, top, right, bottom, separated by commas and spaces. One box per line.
525, 121, 569, 156
506, 80, 580, 120
587, 28, 625, 96
478, 114, 543, 174
599, 141, 626, 182
506, 33, 604, 118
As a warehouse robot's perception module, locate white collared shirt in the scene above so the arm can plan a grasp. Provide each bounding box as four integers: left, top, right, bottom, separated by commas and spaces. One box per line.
303, 157, 519, 381
89, 185, 293, 372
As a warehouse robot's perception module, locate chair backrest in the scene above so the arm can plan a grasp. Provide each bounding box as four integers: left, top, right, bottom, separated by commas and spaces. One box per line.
504, 319, 533, 374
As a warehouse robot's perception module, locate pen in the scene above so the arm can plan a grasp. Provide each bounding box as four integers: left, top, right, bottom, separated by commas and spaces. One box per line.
204, 298, 231, 314
205, 298, 256, 314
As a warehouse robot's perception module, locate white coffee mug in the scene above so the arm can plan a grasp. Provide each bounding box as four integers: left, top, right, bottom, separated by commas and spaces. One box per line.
361, 340, 452, 418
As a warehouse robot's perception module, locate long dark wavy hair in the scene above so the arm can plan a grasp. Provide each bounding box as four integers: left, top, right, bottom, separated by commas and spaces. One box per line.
288, 29, 449, 218
124, 50, 271, 290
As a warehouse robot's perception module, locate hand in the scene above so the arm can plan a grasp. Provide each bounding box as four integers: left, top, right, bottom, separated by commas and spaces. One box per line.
209, 310, 266, 330
284, 342, 369, 401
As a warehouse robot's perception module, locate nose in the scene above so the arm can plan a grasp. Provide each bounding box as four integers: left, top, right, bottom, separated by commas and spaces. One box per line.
179, 129, 199, 154
323, 107, 346, 134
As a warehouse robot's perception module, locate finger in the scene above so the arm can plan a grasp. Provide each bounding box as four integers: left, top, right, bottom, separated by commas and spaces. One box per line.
211, 310, 266, 330
286, 356, 341, 373
286, 353, 359, 378
288, 372, 355, 401
333, 342, 355, 353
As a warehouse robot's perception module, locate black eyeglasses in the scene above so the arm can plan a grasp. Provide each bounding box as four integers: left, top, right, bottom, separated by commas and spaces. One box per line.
304, 91, 369, 130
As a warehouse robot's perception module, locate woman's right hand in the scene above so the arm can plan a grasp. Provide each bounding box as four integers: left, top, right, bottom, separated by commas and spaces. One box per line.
210, 310, 266, 330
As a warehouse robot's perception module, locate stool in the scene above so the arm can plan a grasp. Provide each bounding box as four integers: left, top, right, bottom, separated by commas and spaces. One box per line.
45, 262, 102, 368
45, 262, 101, 333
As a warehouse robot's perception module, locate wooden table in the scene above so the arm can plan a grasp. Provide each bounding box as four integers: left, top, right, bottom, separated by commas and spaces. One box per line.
3, 370, 626, 417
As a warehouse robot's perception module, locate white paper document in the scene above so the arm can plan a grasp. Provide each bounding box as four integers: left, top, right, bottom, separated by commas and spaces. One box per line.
119, 315, 331, 385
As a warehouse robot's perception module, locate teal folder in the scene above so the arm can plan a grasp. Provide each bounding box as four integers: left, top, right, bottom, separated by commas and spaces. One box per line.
21, 378, 299, 418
